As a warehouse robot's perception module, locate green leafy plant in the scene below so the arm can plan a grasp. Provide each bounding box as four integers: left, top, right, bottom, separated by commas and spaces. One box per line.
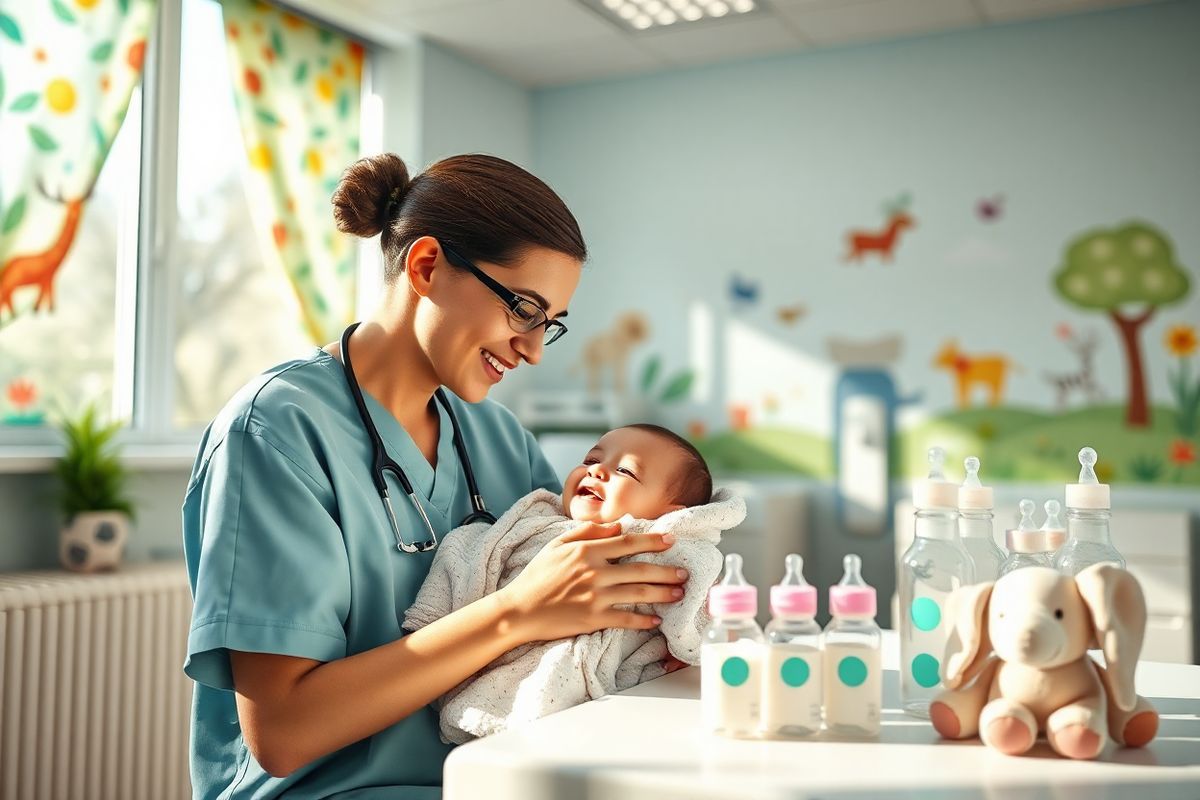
55, 405, 135, 522
1128, 455, 1164, 483
639, 354, 695, 404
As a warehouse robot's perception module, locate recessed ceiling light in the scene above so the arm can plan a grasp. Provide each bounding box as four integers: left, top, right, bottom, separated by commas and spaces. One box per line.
578, 0, 764, 31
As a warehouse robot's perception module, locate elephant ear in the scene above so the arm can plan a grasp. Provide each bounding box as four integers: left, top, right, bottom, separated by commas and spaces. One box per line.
941, 581, 993, 689
1076, 564, 1146, 712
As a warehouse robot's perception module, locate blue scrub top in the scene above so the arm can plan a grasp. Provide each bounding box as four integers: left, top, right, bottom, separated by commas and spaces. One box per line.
182, 349, 562, 799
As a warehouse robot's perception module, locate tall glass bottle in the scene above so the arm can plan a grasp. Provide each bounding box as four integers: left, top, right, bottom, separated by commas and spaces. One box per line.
1053, 447, 1125, 575
958, 456, 1005, 583
898, 447, 973, 718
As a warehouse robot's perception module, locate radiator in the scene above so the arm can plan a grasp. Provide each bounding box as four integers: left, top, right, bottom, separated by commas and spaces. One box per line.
0, 561, 193, 800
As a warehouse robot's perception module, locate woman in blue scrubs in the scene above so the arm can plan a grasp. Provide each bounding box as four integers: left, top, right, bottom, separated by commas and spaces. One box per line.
182, 153, 689, 799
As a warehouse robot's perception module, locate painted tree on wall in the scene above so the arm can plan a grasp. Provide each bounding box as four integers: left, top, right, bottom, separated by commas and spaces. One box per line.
1053, 222, 1190, 427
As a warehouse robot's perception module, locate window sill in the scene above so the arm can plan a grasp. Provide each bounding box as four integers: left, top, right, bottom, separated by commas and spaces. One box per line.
0, 443, 200, 474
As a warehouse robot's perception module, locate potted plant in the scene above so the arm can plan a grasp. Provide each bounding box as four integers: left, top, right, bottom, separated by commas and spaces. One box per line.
55, 405, 135, 572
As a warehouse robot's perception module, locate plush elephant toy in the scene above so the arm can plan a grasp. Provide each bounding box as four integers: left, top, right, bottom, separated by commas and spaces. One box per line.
930, 564, 1159, 759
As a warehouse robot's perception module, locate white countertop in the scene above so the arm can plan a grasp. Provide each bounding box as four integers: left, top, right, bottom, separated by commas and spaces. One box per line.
443, 632, 1200, 799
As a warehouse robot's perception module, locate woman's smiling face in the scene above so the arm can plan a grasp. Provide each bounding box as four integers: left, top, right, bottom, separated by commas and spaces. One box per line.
416, 239, 581, 403
563, 427, 687, 523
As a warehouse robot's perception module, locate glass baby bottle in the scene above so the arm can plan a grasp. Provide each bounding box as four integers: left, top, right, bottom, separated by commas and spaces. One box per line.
761, 554, 822, 737
702, 553, 764, 738
1000, 499, 1054, 575
1040, 499, 1068, 562
898, 447, 973, 718
823, 554, 882, 737
1053, 447, 1125, 575
958, 456, 1005, 583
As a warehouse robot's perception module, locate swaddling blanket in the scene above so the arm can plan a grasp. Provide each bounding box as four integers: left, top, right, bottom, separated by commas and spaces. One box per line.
402, 487, 746, 744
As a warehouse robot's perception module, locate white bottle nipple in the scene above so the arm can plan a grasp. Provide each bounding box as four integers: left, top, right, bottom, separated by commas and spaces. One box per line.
1006, 498, 1045, 554
1040, 499, 1067, 549
771, 553, 817, 617
722, 553, 748, 587
839, 554, 866, 588
914, 446, 957, 509
927, 447, 946, 481
958, 455, 994, 510
829, 554, 875, 617
781, 554, 806, 586
1066, 445, 1111, 510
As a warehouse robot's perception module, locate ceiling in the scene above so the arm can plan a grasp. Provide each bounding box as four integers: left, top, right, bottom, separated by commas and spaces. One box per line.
287, 0, 1157, 88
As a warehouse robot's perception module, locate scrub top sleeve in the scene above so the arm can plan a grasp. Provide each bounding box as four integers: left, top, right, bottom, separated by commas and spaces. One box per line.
524, 429, 563, 494
184, 429, 351, 691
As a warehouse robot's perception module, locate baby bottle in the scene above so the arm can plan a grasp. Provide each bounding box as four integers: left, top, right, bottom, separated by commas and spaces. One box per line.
1040, 499, 1068, 562
761, 554, 822, 737
1000, 499, 1054, 575
823, 554, 882, 737
898, 447, 973, 718
1053, 447, 1125, 575
702, 553, 764, 738
958, 456, 1005, 583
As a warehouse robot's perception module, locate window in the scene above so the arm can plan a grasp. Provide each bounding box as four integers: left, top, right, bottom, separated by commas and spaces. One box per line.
171, 0, 313, 429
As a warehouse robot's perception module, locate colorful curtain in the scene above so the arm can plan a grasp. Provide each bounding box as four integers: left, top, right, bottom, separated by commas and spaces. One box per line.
0, 0, 155, 324
221, 0, 363, 345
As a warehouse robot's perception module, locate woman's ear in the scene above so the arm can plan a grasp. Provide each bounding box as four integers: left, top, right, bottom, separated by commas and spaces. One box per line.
404, 236, 442, 298
941, 581, 994, 689
1076, 564, 1146, 711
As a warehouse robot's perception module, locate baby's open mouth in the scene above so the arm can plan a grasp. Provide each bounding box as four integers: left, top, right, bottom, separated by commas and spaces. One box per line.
576, 485, 604, 501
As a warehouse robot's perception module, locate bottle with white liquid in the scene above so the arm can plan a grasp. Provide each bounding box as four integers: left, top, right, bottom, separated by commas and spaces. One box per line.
1053, 447, 1125, 575
702, 553, 764, 737
823, 554, 882, 737
898, 447, 973, 718
761, 554, 822, 737
958, 456, 1005, 583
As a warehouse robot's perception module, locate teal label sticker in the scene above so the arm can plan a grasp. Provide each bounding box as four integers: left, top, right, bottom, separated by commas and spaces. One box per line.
780, 657, 810, 688
721, 656, 750, 687
911, 597, 941, 632
912, 653, 941, 688
837, 655, 868, 687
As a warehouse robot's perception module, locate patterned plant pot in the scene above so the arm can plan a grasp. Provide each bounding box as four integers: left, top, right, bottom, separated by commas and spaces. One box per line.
59, 511, 130, 573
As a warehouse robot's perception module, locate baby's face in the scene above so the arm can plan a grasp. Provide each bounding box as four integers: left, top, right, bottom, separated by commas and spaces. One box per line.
562, 427, 686, 523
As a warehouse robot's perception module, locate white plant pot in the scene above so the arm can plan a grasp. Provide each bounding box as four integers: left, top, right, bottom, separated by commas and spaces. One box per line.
59, 511, 130, 573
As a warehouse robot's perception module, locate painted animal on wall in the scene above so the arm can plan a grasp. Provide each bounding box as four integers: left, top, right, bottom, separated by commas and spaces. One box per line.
844, 194, 916, 264
933, 340, 1021, 408
575, 311, 649, 395
0, 180, 94, 322
1053, 221, 1190, 428
1043, 325, 1104, 409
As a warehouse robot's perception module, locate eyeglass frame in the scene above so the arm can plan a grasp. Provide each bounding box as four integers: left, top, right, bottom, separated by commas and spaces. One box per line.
440, 242, 569, 346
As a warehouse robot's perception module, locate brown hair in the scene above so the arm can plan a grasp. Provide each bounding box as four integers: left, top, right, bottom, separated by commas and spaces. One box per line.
625, 423, 713, 508
331, 152, 586, 281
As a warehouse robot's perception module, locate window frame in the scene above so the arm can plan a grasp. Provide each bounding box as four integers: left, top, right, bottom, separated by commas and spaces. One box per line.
0, 0, 378, 470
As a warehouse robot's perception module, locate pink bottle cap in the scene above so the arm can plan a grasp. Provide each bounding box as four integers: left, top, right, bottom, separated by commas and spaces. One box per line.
708, 553, 758, 618
829, 554, 876, 618
770, 554, 817, 617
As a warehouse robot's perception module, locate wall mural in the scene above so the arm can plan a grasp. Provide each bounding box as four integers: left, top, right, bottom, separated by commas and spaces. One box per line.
569, 213, 1196, 489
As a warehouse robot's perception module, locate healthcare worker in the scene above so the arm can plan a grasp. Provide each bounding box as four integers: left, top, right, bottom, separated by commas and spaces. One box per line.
182, 153, 689, 799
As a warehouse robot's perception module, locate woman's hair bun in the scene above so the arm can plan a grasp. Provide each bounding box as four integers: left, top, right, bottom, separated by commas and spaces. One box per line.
331, 153, 411, 238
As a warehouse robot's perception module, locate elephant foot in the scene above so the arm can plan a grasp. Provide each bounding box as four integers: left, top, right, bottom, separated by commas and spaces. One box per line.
930, 701, 962, 739
985, 716, 1035, 755
1122, 711, 1159, 748
1051, 724, 1104, 760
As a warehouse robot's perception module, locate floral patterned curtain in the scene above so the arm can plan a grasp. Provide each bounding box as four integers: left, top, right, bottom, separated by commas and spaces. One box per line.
221, 0, 363, 345
0, 0, 155, 325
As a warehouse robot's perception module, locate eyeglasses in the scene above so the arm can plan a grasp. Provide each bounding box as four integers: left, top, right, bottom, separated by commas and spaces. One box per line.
441, 242, 568, 346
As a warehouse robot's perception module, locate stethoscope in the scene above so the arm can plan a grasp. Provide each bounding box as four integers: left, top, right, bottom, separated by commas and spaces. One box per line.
340, 322, 497, 553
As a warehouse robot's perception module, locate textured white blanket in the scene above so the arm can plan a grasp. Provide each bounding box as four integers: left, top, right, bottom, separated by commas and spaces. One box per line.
402, 487, 746, 744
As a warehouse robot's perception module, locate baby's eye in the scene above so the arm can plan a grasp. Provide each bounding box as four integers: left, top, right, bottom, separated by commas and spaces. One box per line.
617, 467, 637, 477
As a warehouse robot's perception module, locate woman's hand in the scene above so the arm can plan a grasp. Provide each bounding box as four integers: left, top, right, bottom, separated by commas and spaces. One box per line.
499, 521, 688, 643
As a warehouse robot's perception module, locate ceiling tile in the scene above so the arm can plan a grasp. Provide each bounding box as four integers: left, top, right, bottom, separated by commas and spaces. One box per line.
465, 35, 668, 86
393, 0, 619, 49
976, 0, 1152, 22
773, 0, 985, 46
636, 12, 808, 66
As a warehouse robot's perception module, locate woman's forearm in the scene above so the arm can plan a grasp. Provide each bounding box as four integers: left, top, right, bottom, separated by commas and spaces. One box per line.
235, 589, 531, 776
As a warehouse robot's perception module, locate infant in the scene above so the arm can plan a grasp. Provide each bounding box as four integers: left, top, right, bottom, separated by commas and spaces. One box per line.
403, 423, 746, 743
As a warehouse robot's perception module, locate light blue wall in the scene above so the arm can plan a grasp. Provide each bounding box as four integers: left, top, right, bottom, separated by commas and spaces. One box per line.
527, 0, 1200, 608
530, 0, 1200, 431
